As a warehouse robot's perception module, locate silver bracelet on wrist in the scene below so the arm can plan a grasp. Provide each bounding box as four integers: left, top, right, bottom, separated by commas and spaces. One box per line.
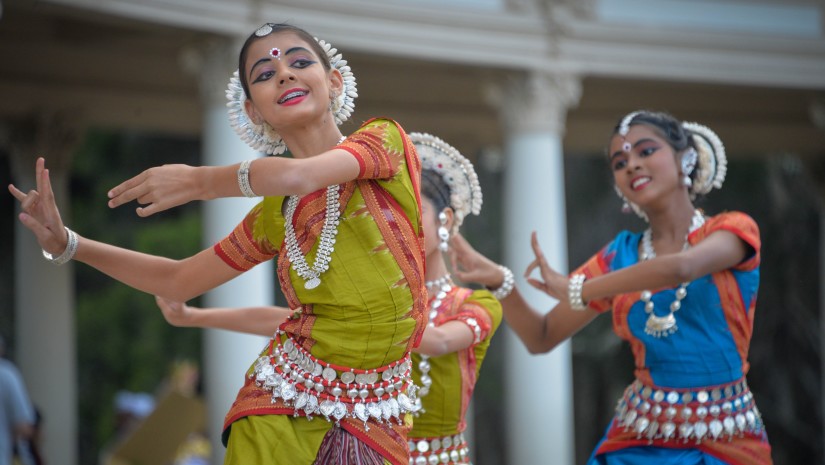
42, 226, 78, 265
568, 273, 588, 311
237, 159, 258, 198
490, 265, 515, 300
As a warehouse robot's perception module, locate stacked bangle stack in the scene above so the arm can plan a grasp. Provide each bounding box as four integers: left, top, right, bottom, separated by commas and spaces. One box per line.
42, 226, 79, 265
490, 265, 514, 300
568, 273, 587, 311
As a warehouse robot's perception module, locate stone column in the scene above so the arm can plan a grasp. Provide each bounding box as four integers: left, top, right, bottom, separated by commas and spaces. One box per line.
489, 71, 581, 465
187, 39, 274, 464
6, 113, 81, 465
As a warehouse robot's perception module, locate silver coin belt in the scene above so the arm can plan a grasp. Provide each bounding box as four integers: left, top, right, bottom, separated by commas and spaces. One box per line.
409, 433, 470, 465
252, 331, 419, 430
614, 378, 764, 443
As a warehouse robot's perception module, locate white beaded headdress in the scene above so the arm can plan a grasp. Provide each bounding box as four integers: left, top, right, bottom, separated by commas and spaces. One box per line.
411, 132, 483, 232
226, 28, 358, 155
682, 121, 727, 196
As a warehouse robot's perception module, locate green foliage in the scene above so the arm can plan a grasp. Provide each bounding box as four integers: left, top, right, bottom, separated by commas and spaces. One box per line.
71, 130, 203, 465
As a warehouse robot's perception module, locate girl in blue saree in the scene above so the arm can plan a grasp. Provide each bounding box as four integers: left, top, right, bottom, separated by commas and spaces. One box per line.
450, 110, 772, 465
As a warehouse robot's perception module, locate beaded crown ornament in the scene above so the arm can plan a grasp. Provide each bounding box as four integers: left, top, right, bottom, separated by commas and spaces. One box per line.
410, 132, 483, 233
226, 25, 358, 154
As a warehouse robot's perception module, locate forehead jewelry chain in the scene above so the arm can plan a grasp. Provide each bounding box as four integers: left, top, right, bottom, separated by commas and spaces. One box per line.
639, 210, 705, 338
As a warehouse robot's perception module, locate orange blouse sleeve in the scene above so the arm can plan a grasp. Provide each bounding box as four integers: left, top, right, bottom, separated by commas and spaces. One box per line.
337, 118, 405, 180
690, 211, 761, 271
213, 202, 278, 271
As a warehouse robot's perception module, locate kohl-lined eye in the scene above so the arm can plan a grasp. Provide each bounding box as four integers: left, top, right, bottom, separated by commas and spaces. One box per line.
640, 146, 658, 157
290, 58, 315, 69
252, 70, 275, 83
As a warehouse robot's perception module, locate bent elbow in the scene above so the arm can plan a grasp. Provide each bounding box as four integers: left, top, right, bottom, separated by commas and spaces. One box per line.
526, 340, 555, 355
280, 171, 311, 196
526, 345, 545, 355
424, 341, 451, 357
671, 258, 695, 283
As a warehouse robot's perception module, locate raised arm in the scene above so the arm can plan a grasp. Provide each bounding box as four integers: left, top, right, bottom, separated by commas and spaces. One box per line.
449, 233, 597, 354
155, 296, 481, 356
524, 229, 748, 305
155, 297, 291, 336
107, 148, 360, 217
10, 158, 241, 302
495, 227, 749, 353
579, 229, 748, 303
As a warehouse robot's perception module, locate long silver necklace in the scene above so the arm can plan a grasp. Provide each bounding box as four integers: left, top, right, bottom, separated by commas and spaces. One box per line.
284, 136, 346, 290
413, 275, 452, 415
639, 210, 705, 338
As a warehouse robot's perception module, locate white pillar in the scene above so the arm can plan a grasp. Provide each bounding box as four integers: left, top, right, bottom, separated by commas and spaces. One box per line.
491, 72, 581, 465
190, 40, 274, 464
7, 116, 80, 465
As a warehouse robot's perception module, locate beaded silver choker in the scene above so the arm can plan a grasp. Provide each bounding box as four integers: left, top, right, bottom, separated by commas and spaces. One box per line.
639, 210, 705, 338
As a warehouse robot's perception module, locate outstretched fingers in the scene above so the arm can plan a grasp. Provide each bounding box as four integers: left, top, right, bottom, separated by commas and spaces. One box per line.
8, 184, 37, 208
525, 231, 547, 277
108, 171, 148, 209
10, 157, 69, 255
38, 159, 57, 207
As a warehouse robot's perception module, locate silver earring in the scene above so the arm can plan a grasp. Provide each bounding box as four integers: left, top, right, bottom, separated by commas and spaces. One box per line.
438, 211, 450, 252
328, 91, 336, 112
622, 200, 632, 214
681, 148, 697, 188
614, 185, 631, 214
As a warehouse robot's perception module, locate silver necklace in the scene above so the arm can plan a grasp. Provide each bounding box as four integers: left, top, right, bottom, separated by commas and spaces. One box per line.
639, 210, 705, 338
284, 136, 346, 290
413, 275, 452, 416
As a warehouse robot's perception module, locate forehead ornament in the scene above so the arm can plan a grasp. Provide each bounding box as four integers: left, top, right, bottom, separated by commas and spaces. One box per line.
618, 111, 641, 137
255, 24, 273, 37
269, 48, 281, 60
618, 111, 641, 154
622, 141, 632, 153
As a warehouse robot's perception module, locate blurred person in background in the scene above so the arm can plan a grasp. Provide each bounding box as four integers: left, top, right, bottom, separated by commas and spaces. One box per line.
0, 335, 39, 465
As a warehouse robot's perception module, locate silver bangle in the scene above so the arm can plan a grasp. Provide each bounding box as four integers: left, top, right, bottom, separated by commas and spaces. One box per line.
490, 265, 515, 300
42, 226, 78, 265
237, 159, 258, 198
568, 273, 587, 311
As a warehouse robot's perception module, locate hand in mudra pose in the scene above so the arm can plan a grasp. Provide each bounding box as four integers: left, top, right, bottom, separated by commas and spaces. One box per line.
9, 157, 71, 257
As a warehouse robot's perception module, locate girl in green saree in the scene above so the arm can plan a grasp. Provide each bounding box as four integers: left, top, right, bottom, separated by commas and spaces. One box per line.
11, 23, 426, 465
154, 132, 506, 464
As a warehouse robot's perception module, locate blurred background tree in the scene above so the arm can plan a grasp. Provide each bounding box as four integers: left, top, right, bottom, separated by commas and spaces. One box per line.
68, 131, 203, 464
